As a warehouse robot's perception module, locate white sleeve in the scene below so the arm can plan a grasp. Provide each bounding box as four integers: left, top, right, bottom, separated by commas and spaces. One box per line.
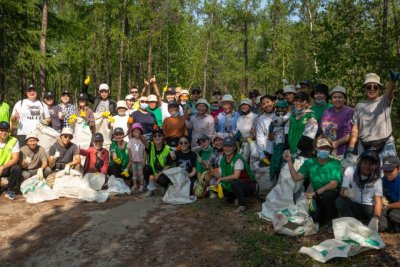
179, 105, 184, 116
342, 166, 353, 188
374, 179, 383, 196
256, 117, 266, 150
234, 158, 244, 170
43, 102, 50, 118
12, 141, 20, 153
11, 101, 21, 116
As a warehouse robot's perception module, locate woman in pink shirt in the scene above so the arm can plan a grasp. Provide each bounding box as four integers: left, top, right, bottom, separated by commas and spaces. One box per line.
80, 133, 110, 175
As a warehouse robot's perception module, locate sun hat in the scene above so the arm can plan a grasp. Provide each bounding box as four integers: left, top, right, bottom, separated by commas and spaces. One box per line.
116, 100, 128, 109
219, 94, 236, 105
147, 94, 157, 102
25, 132, 39, 141
330, 86, 347, 97
311, 84, 330, 100
195, 98, 209, 107
283, 85, 297, 94
138, 96, 148, 102
363, 73, 382, 87
60, 127, 74, 137
239, 98, 252, 107
131, 122, 144, 134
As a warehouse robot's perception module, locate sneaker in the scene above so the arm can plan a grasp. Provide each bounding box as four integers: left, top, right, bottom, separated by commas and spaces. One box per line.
138, 185, 144, 193
131, 185, 138, 192
145, 190, 154, 197
5, 190, 16, 200
209, 192, 217, 199
234, 199, 239, 207
234, 205, 247, 213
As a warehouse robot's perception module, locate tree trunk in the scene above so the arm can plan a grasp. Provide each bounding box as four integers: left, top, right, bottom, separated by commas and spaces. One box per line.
117, 0, 127, 100
39, 0, 48, 97
147, 32, 153, 83
392, 0, 400, 59
381, 0, 389, 68
0, 3, 4, 91
202, 12, 213, 98
243, 17, 249, 96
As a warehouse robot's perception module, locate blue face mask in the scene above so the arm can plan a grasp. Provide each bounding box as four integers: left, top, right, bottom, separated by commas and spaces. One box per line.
140, 103, 148, 110
317, 150, 330, 159
294, 109, 304, 116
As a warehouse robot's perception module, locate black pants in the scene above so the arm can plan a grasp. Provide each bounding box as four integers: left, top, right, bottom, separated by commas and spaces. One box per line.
143, 165, 171, 188
310, 190, 338, 224
108, 164, 125, 178
3, 164, 22, 191
335, 196, 374, 225
222, 179, 256, 206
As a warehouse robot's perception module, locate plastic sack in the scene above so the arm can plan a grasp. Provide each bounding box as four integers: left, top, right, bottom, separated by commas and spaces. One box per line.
341, 154, 357, 171
299, 217, 385, 263
239, 142, 251, 162
106, 175, 131, 195
74, 117, 93, 165
53, 169, 109, 202
252, 165, 274, 194
258, 158, 305, 221
272, 193, 318, 236
35, 123, 60, 155
83, 173, 106, 191
162, 167, 197, 204
20, 176, 59, 203
94, 113, 112, 149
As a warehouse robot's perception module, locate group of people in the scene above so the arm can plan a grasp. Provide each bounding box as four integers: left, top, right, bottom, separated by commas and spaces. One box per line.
0, 71, 399, 232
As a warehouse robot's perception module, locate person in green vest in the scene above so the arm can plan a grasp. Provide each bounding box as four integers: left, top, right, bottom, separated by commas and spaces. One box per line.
143, 127, 174, 197
215, 136, 257, 213
283, 137, 342, 231
0, 91, 10, 123
0, 121, 22, 200
310, 84, 333, 125
284, 92, 318, 158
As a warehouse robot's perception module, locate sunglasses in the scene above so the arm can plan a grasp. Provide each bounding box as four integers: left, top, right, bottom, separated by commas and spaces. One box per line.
365, 85, 380, 91
131, 91, 139, 94
62, 134, 73, 140
179, 141, 189, 145
153, 134, 163, 138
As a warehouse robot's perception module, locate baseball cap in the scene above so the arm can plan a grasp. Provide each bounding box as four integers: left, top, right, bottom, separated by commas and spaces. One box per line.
191, 87, 201, 93
212, 89, 222, 96
316, 138, 333, 149
152, 127, 164, 135
0, 121, 10, 129
283, 85, 297, 94
275, 100, 289, 108
168, 100, 179, 108
77, 93, 88, 101
300, 80, 313, 87
113, 127, 124, 135
197, 134, 210, 145
26, 84, 37, 91
165, 87, 176, 95
93, 133, 104, 141
98, 83, 110, 92
61, 90, 71, 96
223, 137, 236, 146
381, 156, 400, 171
44, 91, 55, 99
125, 94, 135, 101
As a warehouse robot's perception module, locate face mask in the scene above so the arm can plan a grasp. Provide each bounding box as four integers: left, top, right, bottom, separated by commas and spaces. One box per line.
170, 112, 179, 117
210, 106, 219, 111
317, 150, 330, 159
275, 111, 285, 117
294, 109, 304, 115
181, 101, 187, 105
314, 99, 326, 105
140, 103, 148, 110
241, 110, 250, 115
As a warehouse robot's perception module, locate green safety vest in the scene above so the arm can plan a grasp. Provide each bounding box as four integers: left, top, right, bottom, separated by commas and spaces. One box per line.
149, 142, 170, 174
288, 111, 315, 154
219, 153, 255, 192
0, 136, 17, 166
0, 102, 10, 123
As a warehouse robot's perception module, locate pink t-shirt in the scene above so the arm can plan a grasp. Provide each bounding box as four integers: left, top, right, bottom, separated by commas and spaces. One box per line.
128, 138, 146, 163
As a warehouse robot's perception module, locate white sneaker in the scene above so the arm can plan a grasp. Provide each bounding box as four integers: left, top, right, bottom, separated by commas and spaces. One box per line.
209, 192, 217, 199
234, 205, 247, 213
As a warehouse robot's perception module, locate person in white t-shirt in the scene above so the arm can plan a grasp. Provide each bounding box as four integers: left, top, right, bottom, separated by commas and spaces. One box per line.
336, 150, 383, 231
110, 100, 129, 141
10, 84, 50, 146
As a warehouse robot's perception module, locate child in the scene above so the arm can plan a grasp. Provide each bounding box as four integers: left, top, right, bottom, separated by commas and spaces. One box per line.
76, 93, 95, 133
128, 123, 147, 192
111, 100, 130, 141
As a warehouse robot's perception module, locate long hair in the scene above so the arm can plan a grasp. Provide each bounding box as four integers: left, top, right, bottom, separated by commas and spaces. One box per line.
354, 150, 381, 186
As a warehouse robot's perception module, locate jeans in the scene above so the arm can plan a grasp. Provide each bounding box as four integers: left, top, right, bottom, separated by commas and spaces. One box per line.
310, 190, 338, 224
222, 179, 256, 206
143, 165, 171, 188
335, 196, 374, 225
2, 164, 22, 191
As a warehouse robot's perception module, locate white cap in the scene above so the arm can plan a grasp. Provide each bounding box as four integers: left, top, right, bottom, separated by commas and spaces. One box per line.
60, 127, 74, 137
117, 100, 128, 109
148, 94, 157, 102
239, 98, 252, 107
283, 85, 296, 94
98, 83, 110, 92
125, 94, 134, 100
25, 132, 39, 141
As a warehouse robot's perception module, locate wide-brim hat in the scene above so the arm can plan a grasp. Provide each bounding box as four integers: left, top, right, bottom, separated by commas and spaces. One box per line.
283, 85, 296, 94
311, 84, 330, 100
330, 86, 347, 97
219, 94, 236, 105
239, 98, 252, 107
25, 132, 39, 141
117, 100, 128, 110
60, 127, 74, 137
195, 98, 209, 107
148, 94, 157, 102
363, 73, 382, 87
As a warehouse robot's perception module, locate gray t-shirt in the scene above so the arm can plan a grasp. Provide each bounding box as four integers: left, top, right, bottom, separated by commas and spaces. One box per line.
352, 94, 392, 142
342, 166, 383, 205
48, 141, 79, 166
95, 100, 110, 113
20, 145, 48, 170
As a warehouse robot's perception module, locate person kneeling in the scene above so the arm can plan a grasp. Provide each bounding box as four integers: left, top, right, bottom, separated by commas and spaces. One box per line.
20, 132, 51, 180
283, 137, 342, 230
215, 137, 257, 213
335, 150, 383, 231
80, 133, 109, 175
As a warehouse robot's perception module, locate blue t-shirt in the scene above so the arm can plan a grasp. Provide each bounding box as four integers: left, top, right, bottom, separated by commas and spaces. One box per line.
382, 174, 400, 202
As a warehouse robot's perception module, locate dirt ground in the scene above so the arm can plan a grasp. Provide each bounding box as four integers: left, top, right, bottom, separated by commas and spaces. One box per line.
0, 193, 399, 267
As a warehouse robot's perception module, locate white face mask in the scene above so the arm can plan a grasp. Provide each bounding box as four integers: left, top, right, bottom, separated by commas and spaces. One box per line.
140, 103, 148, 110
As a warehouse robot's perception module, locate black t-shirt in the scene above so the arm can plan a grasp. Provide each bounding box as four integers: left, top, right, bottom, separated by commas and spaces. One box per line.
175, 150, 196, 173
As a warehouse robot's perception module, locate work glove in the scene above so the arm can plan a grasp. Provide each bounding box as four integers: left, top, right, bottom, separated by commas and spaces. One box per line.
368, 217, 379, 232
114, 158, 122, 165
389, 69, 400, 81
382, 197, 390, 210
344, 147, 354, 159
121, 169, 129, 177
25, 156, 32, 164
64, 164, 71, 175
54, 150, 61, 159
344, 188, 356, 199
37, 168, 44, 179
170, 150, 176, 160
40, 119, 49, 126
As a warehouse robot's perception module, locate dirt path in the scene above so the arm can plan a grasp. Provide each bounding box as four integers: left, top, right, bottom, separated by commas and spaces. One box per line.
0, 195, 240, 267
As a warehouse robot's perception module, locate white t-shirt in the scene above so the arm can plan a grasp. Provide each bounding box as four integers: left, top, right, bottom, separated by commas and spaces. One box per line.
12, 99, 50, 135
112, 114, 129, 141
161, 102, 184, 122
96, 100, 109, 113
218, 156, 244, 175
342, 166, 383, 205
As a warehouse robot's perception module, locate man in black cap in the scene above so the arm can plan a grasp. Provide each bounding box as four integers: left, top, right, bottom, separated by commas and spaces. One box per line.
0, 121, 22, 200
212, 89, 222, 102
299, 80, 313, 94
310, 83, 333, 125
43, 91, 63, 132
381, 155, 400, 232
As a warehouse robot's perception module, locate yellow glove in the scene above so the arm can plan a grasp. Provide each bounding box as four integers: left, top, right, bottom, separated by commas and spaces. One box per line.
80, 110, 86, 118
114, 158, 122, 165
108, 116, 115, 123
121, 169, 129, 177
102, 111, 110, 118
217, 184, 224, 199
84, 76, 90, 86
163, 85, 167, 92
262, 157, 270, 165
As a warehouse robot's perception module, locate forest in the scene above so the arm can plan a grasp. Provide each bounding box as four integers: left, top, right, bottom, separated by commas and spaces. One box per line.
1, 1, 400, 126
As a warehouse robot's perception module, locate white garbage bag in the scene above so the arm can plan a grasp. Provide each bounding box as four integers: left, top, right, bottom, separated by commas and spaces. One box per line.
35, 123, 60, 155
20, 176, 59, 203
106, 175, 131, 195
83, 173, 106, 191
272, 193, 318, 236
252, 165, 274, 194
162, 167, 197, 204
299, 217, 385, 263
53, 169, 109, 202
239, 142, 251, 162
74, 117, 93, 165
258, 158, 305, 221
94, 112, 112, 149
